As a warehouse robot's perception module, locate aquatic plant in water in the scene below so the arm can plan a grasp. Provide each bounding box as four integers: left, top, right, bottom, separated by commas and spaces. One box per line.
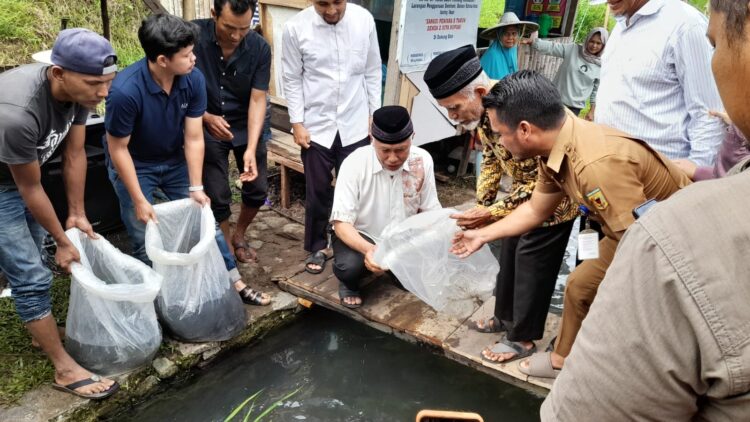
224, 388, 301, 422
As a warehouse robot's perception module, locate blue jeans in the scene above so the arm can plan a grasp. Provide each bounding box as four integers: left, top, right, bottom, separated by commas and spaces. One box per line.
107, 160, 240, 282
0, 188, 54, 322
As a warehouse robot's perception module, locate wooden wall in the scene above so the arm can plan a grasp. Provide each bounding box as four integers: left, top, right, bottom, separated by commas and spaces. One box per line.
519, 37, 572, 81
160, 0, 212, 18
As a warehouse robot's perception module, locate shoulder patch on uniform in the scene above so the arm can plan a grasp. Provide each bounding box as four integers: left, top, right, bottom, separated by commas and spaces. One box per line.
586, 188, 609, 210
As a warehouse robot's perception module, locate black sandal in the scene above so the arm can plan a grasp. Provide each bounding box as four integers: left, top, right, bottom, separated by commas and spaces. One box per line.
239, 286, 271, 306
52, 375, 120, 400
338, 282, 362, 309
305, 251, 327, 274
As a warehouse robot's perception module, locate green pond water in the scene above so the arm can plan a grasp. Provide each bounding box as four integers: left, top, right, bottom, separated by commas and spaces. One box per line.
120, 308, 543, 422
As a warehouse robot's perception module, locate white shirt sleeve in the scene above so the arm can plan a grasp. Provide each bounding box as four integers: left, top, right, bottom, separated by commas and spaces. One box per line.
672, 22, 724, 166
330, 155, 360, 225
281, 23, 305, 124
364, 17, 383, 116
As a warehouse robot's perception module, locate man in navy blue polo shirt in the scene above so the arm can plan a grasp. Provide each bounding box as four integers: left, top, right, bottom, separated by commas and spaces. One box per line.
105, 13, 262, 304
192, 0, 271, 306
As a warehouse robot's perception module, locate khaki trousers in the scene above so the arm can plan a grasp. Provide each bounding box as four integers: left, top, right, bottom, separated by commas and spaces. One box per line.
554, 236, 618, 357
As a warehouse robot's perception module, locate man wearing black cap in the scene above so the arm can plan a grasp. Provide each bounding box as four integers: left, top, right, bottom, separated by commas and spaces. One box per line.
330, 106, 441, 308
424, 45, 577, 364
0, 29, 119, 399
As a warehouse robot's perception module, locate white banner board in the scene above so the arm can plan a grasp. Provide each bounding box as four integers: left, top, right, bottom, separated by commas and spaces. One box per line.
397, 0, 482, 72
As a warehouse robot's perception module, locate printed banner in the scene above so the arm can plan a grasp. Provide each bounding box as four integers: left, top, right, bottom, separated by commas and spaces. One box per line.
398, 0, 482, 72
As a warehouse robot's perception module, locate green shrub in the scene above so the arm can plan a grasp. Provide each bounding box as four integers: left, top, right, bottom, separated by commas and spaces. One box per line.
0, 0, 147, 67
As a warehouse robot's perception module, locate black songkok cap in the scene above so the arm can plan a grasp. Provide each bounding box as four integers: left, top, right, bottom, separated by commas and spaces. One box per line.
423, 44, 482, 99
371, 105, 414, 144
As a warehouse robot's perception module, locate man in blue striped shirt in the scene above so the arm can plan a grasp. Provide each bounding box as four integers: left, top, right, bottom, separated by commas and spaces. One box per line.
596, 0, 723, 166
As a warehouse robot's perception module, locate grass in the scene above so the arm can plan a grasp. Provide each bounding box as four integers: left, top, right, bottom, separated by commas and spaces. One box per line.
0, 0, 148, 67
224, 388, 301, 422
479, 0, 506, 29
0, 276, 71, 406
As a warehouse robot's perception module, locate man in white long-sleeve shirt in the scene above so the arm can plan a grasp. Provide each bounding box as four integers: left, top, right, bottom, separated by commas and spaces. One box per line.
281, 0, 382, 274
595, 0, 723, 166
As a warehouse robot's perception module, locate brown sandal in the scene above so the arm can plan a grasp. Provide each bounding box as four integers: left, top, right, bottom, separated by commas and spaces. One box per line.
232, 239, 258, 264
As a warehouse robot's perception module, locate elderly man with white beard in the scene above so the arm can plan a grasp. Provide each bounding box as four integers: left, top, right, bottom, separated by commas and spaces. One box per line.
423, 45, 578, 364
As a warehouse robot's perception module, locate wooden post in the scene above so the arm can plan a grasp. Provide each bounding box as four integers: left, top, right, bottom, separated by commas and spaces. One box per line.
603, 5, 610, 29
142, 0, 168, 14
383, 0, 403, 106
183, 0, 196, 20
100, 0, 111, 40
280, 165, 290, 209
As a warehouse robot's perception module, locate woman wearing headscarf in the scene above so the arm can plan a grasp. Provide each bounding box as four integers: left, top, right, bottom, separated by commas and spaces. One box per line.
479, 12, 538, 81
521, 27, 608, 119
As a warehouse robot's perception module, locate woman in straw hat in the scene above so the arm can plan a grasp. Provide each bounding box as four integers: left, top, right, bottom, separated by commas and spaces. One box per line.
521, 27, 608, 119
479, 12, 538, 80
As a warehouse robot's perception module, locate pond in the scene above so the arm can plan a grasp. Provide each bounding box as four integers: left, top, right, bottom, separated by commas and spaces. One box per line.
120, 308, 543, 422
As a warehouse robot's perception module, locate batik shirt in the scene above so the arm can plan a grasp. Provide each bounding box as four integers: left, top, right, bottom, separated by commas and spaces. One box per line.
475, 113, 578, 226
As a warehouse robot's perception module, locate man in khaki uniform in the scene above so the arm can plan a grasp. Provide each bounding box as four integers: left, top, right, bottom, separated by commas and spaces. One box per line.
451, 70, 691, 377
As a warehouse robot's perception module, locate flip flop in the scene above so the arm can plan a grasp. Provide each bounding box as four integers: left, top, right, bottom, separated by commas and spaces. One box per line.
305, 250, 327, 274
470, 316, 506, 333
232, 239, 258, 264
338, 282, 362, 309
52, 375, 120, 400
239, 286, 271, 306
518, 351, 562, 379
481, 339, 536, 364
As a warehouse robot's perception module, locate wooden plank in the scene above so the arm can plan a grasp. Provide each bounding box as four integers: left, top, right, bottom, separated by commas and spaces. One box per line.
142, 0, 168, 14
268, 141, 299, 156
259, 3, 277, 97
442, 297, 556, 391
279, 279, 397, 335
259, 0, 309, 9
268, 152, 303, 173
288, 262, 334, 289
182, 0, 196, 19
280, 164, 291, 208
271, 262, 306, 283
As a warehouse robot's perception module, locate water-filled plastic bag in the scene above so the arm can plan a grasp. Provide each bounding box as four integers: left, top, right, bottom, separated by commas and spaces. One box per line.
373, 209, 498, 319
65, 228, 162, 375
146, 199, 246, 342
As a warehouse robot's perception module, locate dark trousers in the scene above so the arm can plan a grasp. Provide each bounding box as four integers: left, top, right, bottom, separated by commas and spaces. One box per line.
567, 106, 582, 116
203, 138, 268, 223
495, 219, 575, 342
332, 233, 374, 292
301, 133, 369, 252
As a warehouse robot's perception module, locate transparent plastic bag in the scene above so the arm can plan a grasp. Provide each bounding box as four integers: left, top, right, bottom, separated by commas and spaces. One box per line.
64, 228, 163, 376
373, 209, 498, 319
146, 199, 246, 342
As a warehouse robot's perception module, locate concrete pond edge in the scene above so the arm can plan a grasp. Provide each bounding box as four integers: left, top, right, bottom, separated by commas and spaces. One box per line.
0, 291, 303, 422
